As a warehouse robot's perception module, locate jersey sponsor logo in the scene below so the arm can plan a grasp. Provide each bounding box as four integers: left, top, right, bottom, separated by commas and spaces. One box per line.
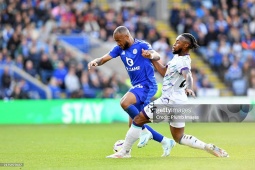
126, 66, 140, 71
126, 57, 134, 66
133, 49, 137, 54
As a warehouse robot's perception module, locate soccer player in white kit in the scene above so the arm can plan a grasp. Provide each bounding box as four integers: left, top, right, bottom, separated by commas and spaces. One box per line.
107, 33, 229, 158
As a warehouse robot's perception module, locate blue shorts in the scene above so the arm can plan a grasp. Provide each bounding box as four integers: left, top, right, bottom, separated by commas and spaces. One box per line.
129, 82, 157, 112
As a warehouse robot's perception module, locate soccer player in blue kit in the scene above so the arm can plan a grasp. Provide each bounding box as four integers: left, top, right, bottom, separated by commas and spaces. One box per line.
88, 26, 175, 157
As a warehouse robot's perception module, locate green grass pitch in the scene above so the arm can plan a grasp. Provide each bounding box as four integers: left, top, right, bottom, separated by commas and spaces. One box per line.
1, 123, 255, 170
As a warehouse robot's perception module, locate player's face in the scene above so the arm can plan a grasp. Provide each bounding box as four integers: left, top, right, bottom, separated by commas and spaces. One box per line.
172, 36, 189, 54
114, 33, 130, 50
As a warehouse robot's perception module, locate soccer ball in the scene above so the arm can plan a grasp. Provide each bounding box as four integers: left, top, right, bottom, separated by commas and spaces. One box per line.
113, 140, 125, 153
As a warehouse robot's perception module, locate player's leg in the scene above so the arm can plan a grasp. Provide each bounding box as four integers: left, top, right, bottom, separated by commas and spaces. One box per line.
106, 111, 149, 158
128, 117, 132, 128
170, 123, 229, 157
170, 124, 206, 149
137, 85, 168, 147
133, 104, 175, 158
137, 97, 175, 157
127, 109, 163, 147
107, 98, 174, 158
121, 91, 167, 144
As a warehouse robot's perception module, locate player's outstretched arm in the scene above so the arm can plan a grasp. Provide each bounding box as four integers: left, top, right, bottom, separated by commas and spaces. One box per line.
151, 60, 167, 77
182, 69, 196, 97
141, 49, 160, 61
88, 54, 112, 70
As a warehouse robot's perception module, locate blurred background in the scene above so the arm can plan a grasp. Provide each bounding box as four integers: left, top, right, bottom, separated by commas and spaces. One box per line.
0, 0, 254, 124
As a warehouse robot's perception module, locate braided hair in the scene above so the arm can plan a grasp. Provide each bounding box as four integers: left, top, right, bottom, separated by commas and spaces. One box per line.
181, 33, 200, 49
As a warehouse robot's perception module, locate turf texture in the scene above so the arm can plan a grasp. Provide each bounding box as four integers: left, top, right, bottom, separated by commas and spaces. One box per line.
0, 123, 254, 170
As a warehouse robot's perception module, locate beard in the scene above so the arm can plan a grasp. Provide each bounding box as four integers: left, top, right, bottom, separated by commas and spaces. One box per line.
122, 42, 130, 50
173, 48, 182, 54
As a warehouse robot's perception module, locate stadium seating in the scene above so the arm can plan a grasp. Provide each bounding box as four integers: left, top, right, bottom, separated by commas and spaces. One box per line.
1, 0, 254, 100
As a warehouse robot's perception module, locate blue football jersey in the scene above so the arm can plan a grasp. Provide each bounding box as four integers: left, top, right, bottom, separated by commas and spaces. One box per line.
109, 39, 157, 86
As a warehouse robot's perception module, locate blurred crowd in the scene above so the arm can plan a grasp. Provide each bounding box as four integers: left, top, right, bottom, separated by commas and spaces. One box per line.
0, 0, 194, 100
1, 0, 250, 100
170, 0, 255, 95
0, 0, 131, 100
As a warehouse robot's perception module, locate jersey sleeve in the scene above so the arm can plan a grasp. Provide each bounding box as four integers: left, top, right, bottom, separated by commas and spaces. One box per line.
108, 46, 121, 58
140, 41, 153, 50
177, 58, 191, 74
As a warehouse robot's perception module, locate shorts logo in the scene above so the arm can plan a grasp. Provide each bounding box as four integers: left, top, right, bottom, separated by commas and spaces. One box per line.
133, 49, 137, 54
126, 57, 134, 66
131, 84, 143, 89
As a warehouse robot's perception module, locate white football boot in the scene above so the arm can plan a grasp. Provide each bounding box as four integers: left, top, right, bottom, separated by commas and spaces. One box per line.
205, 143, 229, 157
106, 149, 131, 158
161, 138, 176, 157
137, 129, 152, 148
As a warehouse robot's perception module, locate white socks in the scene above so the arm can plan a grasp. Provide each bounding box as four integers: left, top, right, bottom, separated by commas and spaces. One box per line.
161, 137, 169, 145
122, 124, 142, 152
180, 134, 206, 150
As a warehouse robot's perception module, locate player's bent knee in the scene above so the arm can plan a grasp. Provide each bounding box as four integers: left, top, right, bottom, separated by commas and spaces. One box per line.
120, 100, 130, 109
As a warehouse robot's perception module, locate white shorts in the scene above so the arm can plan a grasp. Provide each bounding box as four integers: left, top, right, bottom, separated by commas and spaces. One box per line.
143, 96, 187, 128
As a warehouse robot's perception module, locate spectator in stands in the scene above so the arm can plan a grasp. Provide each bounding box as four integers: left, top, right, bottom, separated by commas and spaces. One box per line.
225, 61, 242, 84
88, 67, 101, 90
39, 53, 54, 84
2, 24, 14, 48
53, 60, 68, 90
0, 52, 4, 65
219, 55, 231, 80
1, 66, 12, 90
18, 79, 29, 94
15, 55, 24, 69
64, 64, 80, 96
81, 71, 96, 98
1, 66, 13, 99
25, 60, 37, 77
146, 28, 160, 44
48, 77, 61, 99
10, 85, 29, 100
241, 33, 255, 58
200, 77, 213, 88
152, 37, 169, 61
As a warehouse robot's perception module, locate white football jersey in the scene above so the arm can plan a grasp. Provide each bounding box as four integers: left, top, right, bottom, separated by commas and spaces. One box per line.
162, 54, 191, 102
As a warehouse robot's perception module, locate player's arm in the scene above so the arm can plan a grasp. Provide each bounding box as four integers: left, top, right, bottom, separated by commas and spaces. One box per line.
141, 49, 160, 61
182, 69, 196, 97
151, 60, 167, 77
88, 54, 112, 70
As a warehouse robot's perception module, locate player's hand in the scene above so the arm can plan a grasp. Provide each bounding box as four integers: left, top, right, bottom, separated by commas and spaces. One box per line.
185, 89, 196, 98
88, 59, 98, 70
141, 49, 152, 59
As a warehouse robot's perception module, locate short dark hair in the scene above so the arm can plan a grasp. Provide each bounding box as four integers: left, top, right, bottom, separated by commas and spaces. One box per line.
113, 26, 129, 35
181, 33, 199, 49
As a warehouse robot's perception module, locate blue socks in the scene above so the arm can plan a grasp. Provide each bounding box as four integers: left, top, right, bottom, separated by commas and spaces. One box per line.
144, 124, 164, 142
125, 105, 138, 120
125, 105, 164, 143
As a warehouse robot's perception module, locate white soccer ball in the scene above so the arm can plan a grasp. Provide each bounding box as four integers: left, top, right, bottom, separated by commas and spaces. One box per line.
113, 140, 125, 153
